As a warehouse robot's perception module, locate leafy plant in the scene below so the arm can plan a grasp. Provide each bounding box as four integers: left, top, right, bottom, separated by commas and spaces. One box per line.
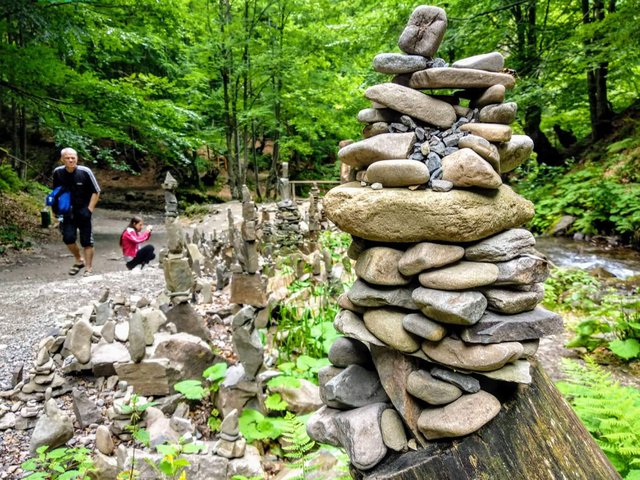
145, 440, 206, 480
280, 412, 317, 480
173, 362, 228, 433
21, 445, 94, 480
558, 358, 640, 479
0, 163, 23, 193
544, 267, 640, 361
238, 408, 289, 444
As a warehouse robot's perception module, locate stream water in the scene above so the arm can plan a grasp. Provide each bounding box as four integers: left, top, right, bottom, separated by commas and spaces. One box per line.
535, 236, 640, 280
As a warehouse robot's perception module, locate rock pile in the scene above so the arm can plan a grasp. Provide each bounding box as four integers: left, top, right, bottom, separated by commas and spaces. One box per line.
307, 5, 563, 472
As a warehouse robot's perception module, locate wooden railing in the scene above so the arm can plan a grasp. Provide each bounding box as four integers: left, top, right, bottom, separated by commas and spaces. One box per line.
289, 180, 341, 202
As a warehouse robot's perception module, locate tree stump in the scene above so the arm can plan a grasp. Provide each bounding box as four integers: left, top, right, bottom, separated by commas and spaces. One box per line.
352, 362, 621, 479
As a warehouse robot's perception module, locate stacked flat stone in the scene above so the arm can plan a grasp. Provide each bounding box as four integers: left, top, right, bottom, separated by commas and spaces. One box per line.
307, 5, 563, 472
271, 162, 304, 249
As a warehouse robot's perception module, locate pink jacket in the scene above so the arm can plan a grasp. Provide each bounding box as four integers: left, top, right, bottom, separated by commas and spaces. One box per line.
121, 228, 151, 258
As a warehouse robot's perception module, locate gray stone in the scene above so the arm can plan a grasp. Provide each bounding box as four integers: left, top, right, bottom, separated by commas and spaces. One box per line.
328, 337, 372, 368
355, 246, 410, 286
347, 279, 418, 310
228, 445, 265, 480
145, 406, 181, 448
357, 107, 397, 124
477, 359, 532, 384
334, 402, 388, 471
271, 378, 323, 415
363, 122, 391, 139
365, 83, 456, 129
72, 388, 103, 428
337, 292, 366, 314
398, 6, 447, 57
365, 159, 430, 187
422, 337, 523, 371
114, 359, 174, 396
407, 370, 462, 405
95, 425, 115, 455
452, 52, 504, 72
232, 306, 263, 379
460, 307, 563, 344
417, 391, 501, 439
431, 179, 453, 192
65, 319, 93, 364
229, 273, 268, 308
407, 67, 516, 90
306, 405, 341, 447
363, 309, 421, 353
498, 134, 534, 172
412, 287, 487, 325
419, 261, 499, 290
333, 309, 386, 347
165, 302, 211, 341
114, 321, 129, 342
93, 451, 119, 480
471, 84, 506, 108
430, 367, 480, 393
380, 409, 407, 452
152, 332, 216, 385
458, 134, 500, 170
481, 286, 544, 314
479, 102, 518, 125
29, 399, 74, 455
373, 53, 428, 74
402, 312, 447, 341
323, 182, 535, 243
460, 123, 512, 143
338, 133, 416, 169
495, 254, 550, 285
465, 229, 536, 262
370, 346, 427, 447
398, 242, 465, 276
324, 364, 389, 408
91, 341, 131, 377
0, 412, 17, 430
128, 310, 146, 363
101, 320, 116, 343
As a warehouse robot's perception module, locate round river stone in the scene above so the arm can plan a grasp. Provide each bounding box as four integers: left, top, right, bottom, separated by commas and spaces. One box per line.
323, 182, 534, 243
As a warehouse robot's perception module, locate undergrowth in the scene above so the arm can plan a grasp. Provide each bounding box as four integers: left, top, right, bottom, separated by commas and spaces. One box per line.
558, 358, 640, 479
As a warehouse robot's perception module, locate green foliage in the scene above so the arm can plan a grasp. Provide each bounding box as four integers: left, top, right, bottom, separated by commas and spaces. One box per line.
22, 445, 94, 480
545, 267, 640, 361
0, 164, 23, 193
281, 412, 317, 480
238, 408, 289, 443
173, 380, 207, 401
558, 358, 640, 479
145, 439, 206, 480
274, 303, 342, 364
0, 225, 31, 254
514, 154, 640, 242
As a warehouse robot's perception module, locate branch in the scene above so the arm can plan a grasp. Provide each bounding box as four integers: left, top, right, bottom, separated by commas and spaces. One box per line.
0, 80, 76, 105
449, 0, 531, 21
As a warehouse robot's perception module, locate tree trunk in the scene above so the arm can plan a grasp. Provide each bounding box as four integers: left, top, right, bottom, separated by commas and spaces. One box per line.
511, 2, 562, 166
352, 362, 621, 480
583, 0, 615, 140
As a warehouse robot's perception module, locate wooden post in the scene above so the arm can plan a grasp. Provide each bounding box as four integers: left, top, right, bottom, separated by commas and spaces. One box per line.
352, 362, 621, 480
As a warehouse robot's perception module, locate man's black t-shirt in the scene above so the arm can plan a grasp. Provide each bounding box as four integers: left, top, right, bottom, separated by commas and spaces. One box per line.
52, 165, 101, 211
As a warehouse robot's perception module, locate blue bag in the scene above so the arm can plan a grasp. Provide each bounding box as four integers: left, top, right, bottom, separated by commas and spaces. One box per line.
46, 186, 72, 214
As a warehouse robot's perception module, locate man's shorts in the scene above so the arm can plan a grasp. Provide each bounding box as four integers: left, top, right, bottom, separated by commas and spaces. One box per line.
61, 208, 94, 247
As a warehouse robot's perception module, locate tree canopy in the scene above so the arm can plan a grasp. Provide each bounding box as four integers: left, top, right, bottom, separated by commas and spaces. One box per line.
1, 0, 639, 196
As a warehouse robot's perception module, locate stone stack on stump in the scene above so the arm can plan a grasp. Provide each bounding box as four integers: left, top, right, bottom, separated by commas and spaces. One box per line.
307, 5, 619, 478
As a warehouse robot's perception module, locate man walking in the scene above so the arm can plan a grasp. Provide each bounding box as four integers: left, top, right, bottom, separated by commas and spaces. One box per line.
52, 147, 101, 275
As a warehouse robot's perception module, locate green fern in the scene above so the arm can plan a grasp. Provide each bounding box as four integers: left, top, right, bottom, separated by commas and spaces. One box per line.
281, 412, 317, 480
558, 358, 640, 478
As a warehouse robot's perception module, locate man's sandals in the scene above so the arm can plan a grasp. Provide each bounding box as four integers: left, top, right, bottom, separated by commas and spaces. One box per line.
69, 263, 85, 275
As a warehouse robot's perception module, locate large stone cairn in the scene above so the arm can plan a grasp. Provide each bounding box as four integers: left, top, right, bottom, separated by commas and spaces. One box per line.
307, 5, 563, 472
270, 162, 304, 249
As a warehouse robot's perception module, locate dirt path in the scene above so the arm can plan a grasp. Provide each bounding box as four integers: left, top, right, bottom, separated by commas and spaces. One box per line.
0, 204, 243, 391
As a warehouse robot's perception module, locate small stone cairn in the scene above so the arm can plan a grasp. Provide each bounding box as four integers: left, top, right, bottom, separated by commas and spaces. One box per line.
307, 5, 563, 472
